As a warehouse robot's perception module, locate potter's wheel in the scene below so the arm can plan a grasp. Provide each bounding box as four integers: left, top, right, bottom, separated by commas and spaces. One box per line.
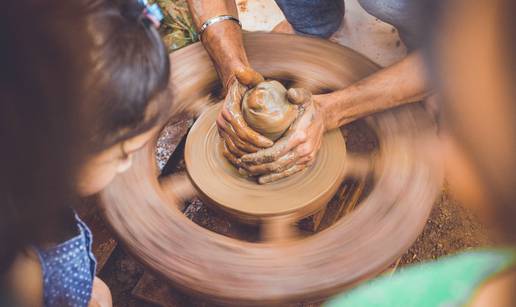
185, 103, 346, 221
100, 32, 443, 305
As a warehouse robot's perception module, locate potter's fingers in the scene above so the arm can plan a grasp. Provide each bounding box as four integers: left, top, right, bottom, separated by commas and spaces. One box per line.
237, 167, 251, 177
231, 79, 249, 98
293, 132, 323, 165
240, 141, 288, 165
222, 81, 273, 148
243, 151, 299, 175
222, 108, 273, 148
219, 129, 246, 157
296, 149, 319, 165
239, 136, 293, 165
241, 131, 306, 164
160, 173, 197, 203
217, 116, 261, 153
223, 81, 246, 118
216, 112, 235, 139
308, 137, 323, 163
283, 105, 316, 139
221, 141, 242, 168
258, 164, 307, 184
293, 131, 322, 157
230, 128, 262, 153
235, 67, 264, 87
287, 88, 312, 105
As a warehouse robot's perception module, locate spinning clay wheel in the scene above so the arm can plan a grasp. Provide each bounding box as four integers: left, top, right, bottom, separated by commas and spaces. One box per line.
186, 102, 346, 227
100, 33, 443, 305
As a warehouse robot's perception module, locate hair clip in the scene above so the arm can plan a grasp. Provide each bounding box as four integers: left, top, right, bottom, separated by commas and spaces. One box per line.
138, 0, 164, 29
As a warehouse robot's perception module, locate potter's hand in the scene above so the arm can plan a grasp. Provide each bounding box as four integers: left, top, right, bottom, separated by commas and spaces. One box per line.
217, 69, 273, 165
239, 88, 326, 184
186, 0, 257, 95
187, 0, 273, 166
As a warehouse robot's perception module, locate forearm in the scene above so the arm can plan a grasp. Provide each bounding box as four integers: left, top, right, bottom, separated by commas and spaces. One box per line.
319, 52, 433, 130
187, 0, 250, 88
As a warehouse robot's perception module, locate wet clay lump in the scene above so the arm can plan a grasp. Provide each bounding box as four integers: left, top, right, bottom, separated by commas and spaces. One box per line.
242, 80, 298, 141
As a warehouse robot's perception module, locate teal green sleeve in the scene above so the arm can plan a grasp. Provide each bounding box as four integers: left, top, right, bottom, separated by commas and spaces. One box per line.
326, 249, 516, 307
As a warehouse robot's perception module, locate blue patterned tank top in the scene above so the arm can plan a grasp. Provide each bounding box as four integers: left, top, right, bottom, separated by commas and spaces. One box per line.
35, 213, 97, 307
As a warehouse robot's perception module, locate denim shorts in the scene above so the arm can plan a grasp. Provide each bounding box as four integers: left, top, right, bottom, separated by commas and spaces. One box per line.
274, 0, 423, 50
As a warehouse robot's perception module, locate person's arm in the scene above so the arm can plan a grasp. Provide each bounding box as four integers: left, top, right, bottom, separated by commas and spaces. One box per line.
240, 52, 433, 183
319, 51, 432, 130
187, 0, 257, 90
6, 249, 43, 307
88, 277, 112, 307
187, 0, 272, 150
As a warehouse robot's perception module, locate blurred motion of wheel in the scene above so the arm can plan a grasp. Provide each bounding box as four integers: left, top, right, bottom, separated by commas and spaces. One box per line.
100, 33, 443, 306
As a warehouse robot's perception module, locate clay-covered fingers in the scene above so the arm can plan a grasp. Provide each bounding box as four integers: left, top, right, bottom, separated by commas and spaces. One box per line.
295, 135, 322, 164
220, 81, 273, 148
258, 164, 308, 184
240, 129, 306, 165
240, 106, 315, 165
218, 129, 246, 157
235, 67, 264, 87
242, 102, 325, 182
287, 87, 312, 105
249, 136, 320, 183
245, 129, 321, 176
217, 115, 261, 153
220, 141, 242, 168
240, 151, 298, 175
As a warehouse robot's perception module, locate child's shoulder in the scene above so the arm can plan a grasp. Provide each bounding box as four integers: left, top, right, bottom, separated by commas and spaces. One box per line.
5, 248, 43, 307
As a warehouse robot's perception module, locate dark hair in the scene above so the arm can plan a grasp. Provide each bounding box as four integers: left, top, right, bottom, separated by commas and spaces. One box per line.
82, 0, 171, 151
0, 0, 170, 274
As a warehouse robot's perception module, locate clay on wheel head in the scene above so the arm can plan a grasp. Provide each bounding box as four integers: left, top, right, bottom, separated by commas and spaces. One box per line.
242, 80, 298, 141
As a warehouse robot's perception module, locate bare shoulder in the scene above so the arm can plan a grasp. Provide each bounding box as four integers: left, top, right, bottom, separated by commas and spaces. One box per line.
5, 248, 43, 307
470, 269, 516, 307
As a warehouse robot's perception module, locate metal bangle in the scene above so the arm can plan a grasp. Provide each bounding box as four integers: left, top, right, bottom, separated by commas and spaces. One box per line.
198, 15, 242, 38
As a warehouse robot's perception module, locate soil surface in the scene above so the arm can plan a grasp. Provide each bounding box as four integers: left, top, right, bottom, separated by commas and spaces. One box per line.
98, 119, 490, 306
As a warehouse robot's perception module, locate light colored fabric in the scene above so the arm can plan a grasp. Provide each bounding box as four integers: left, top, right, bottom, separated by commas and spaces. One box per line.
326, 249, 516, 307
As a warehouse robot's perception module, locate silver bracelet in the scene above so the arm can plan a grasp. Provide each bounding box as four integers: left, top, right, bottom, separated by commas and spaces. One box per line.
198, 15, 242, 38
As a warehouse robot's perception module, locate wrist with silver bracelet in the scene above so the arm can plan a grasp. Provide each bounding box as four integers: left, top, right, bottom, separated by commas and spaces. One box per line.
198, 15, 242, 38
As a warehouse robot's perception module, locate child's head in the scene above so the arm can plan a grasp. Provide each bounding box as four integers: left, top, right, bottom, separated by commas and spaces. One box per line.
73, 0, 171, 195
428, 0, 516, 243
0, 0, 170, 270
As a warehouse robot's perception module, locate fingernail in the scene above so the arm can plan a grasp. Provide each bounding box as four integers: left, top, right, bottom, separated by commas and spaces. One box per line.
258, 177, 268, 184
241, 155, 250, 162
238, 168, 250, 177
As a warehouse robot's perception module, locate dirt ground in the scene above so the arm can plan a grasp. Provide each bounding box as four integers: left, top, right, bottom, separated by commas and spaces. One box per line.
97, 118, 490, 306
